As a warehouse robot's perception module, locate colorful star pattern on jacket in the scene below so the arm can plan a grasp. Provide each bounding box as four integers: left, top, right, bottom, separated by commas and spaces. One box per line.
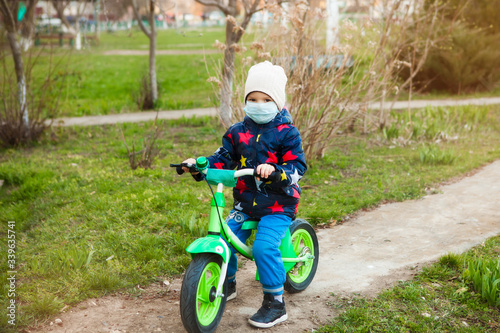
238, 131, 254, 145
268, 201, 284, 213
206, 108, 307, 219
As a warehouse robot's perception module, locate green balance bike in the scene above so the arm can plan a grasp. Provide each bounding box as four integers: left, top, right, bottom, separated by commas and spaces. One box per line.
171, 157, 319, 333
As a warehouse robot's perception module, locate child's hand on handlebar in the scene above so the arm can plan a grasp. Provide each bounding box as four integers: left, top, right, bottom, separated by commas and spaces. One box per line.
182, 158, 199, 175
256, 164, 276, 181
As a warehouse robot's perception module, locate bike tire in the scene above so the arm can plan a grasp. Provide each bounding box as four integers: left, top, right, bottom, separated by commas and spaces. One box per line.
284, 218, 319, 293
180, 253, 228, 333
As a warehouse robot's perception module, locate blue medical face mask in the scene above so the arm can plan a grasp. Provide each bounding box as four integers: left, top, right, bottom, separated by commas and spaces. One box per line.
244, 101, 279, 124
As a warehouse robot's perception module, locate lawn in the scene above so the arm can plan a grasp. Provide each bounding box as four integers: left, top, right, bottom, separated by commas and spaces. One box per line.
13, 26, 264, 117
6, 25, 497, 120
53, 53, 219, 116
95, 27, 227, 50
319, 238, 500, 332
1, 104, 499, 330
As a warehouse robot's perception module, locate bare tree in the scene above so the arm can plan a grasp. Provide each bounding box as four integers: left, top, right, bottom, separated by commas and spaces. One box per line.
0, 0, 38, 130
51, 0, 90, 50
19, 0, 39, 50
195, 0, 285, 128
130, 0, 158, 107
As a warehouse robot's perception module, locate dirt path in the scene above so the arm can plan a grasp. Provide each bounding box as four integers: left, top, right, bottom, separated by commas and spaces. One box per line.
34, 160, 500, 333
52, 97, 500, 127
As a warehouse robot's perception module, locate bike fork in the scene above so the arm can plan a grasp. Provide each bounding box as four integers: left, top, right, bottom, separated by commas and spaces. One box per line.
215, 240, 229, 298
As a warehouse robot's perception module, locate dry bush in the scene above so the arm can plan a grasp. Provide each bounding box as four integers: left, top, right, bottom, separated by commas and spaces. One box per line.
206, 0, 446, 159
119, 115, 161, 170
0, 43, 68, 147
134, 72, 159, 111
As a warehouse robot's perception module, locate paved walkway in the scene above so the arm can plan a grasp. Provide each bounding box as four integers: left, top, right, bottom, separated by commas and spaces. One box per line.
52, 97, 500, 127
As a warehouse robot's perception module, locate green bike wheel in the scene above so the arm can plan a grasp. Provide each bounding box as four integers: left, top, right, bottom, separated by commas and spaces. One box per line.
180, 253, 228, 333
284, 219, 319, 293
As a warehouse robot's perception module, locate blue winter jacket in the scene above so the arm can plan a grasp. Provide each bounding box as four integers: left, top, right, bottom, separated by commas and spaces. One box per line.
206, 108, 307, 219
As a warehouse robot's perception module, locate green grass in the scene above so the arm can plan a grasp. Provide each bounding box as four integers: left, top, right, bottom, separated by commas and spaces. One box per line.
95, 28, 227, 50
17, 26, 262, 117
52, 53, 219, 116
3, 28, 228, 118
0, 105, 499, 330
319, 237, 500, 332
8, 25, 499, 119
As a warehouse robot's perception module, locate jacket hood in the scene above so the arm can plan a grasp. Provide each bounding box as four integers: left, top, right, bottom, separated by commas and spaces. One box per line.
243, 108, 293, 129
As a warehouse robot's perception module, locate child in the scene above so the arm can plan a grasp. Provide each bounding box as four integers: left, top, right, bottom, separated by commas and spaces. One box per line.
183, 61, 307, 328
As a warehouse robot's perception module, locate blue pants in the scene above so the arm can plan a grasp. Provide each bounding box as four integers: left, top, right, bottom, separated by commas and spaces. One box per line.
225, 210, 292, 295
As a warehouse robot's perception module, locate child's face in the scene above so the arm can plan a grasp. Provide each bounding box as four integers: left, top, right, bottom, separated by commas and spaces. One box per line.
246, 91, 274, 104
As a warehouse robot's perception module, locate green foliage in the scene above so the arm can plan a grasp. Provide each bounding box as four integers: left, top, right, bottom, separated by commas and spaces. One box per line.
382, 105, 489, 143
24, 292, 64, 319
419, 145, 456, 165
399, 6, 500, 94
439, 253, 465, 270
464, 258, 500, 307
426, 0, 500, 35
419, 24, 500, 93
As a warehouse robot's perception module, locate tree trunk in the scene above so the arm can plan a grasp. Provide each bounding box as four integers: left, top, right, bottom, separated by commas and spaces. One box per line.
219, 20, 237, 128
75, 19, 82, 50
6, 31, 28, 131
95, 0, 100, 41
149, 0, 158, 103
20, 1, 37, 51
220, 47, 235, 127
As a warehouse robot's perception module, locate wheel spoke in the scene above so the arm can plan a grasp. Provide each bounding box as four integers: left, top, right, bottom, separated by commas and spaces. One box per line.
293, 234, 303, 253
197, 291, 208, 304
198, 301, 208, 317
207, 270, 219, 287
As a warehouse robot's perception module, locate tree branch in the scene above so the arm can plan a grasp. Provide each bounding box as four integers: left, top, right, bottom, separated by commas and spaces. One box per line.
52, 1, 74, 34
0, 0, 16, 32
196, 0, 223, 9
195, 0, 232, 16
131, 0, 151, 38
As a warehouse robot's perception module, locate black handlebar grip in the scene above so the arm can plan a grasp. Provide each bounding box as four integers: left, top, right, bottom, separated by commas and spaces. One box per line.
267, 171, 282, 182
254, 170, 282, 182
169, 164, 185, 175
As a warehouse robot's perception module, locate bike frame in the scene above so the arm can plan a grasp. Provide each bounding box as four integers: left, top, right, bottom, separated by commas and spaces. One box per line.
184, 164, 315, 299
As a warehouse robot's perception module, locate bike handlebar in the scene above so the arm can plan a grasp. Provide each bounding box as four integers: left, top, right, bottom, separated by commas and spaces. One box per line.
169, 164, 282, 183
169, 163, 196, 175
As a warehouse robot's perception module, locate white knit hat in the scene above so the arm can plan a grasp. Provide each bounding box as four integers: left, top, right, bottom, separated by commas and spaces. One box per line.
244, 61, 287, 111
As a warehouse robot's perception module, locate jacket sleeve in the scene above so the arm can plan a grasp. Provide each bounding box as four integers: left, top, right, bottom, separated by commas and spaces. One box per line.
206, 127, 238, 170
268, 125, 307, 189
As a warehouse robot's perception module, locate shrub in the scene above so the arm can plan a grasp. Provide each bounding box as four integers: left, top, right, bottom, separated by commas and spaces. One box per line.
119, 117, 162, 170
463, 258, 500, 307
0, 43, 68, 147
134, 71, 161, 110
426, 0, 500, 35
406, 23, 500, 93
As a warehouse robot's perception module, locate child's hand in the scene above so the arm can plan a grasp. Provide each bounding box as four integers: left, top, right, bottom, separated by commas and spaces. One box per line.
256, 164, 276, 181
182, 158, 199, 175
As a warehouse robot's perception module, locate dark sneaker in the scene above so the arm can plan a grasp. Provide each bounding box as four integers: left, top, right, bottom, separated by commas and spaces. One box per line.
227, 281, 237, 301
248, 294, 287, 328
